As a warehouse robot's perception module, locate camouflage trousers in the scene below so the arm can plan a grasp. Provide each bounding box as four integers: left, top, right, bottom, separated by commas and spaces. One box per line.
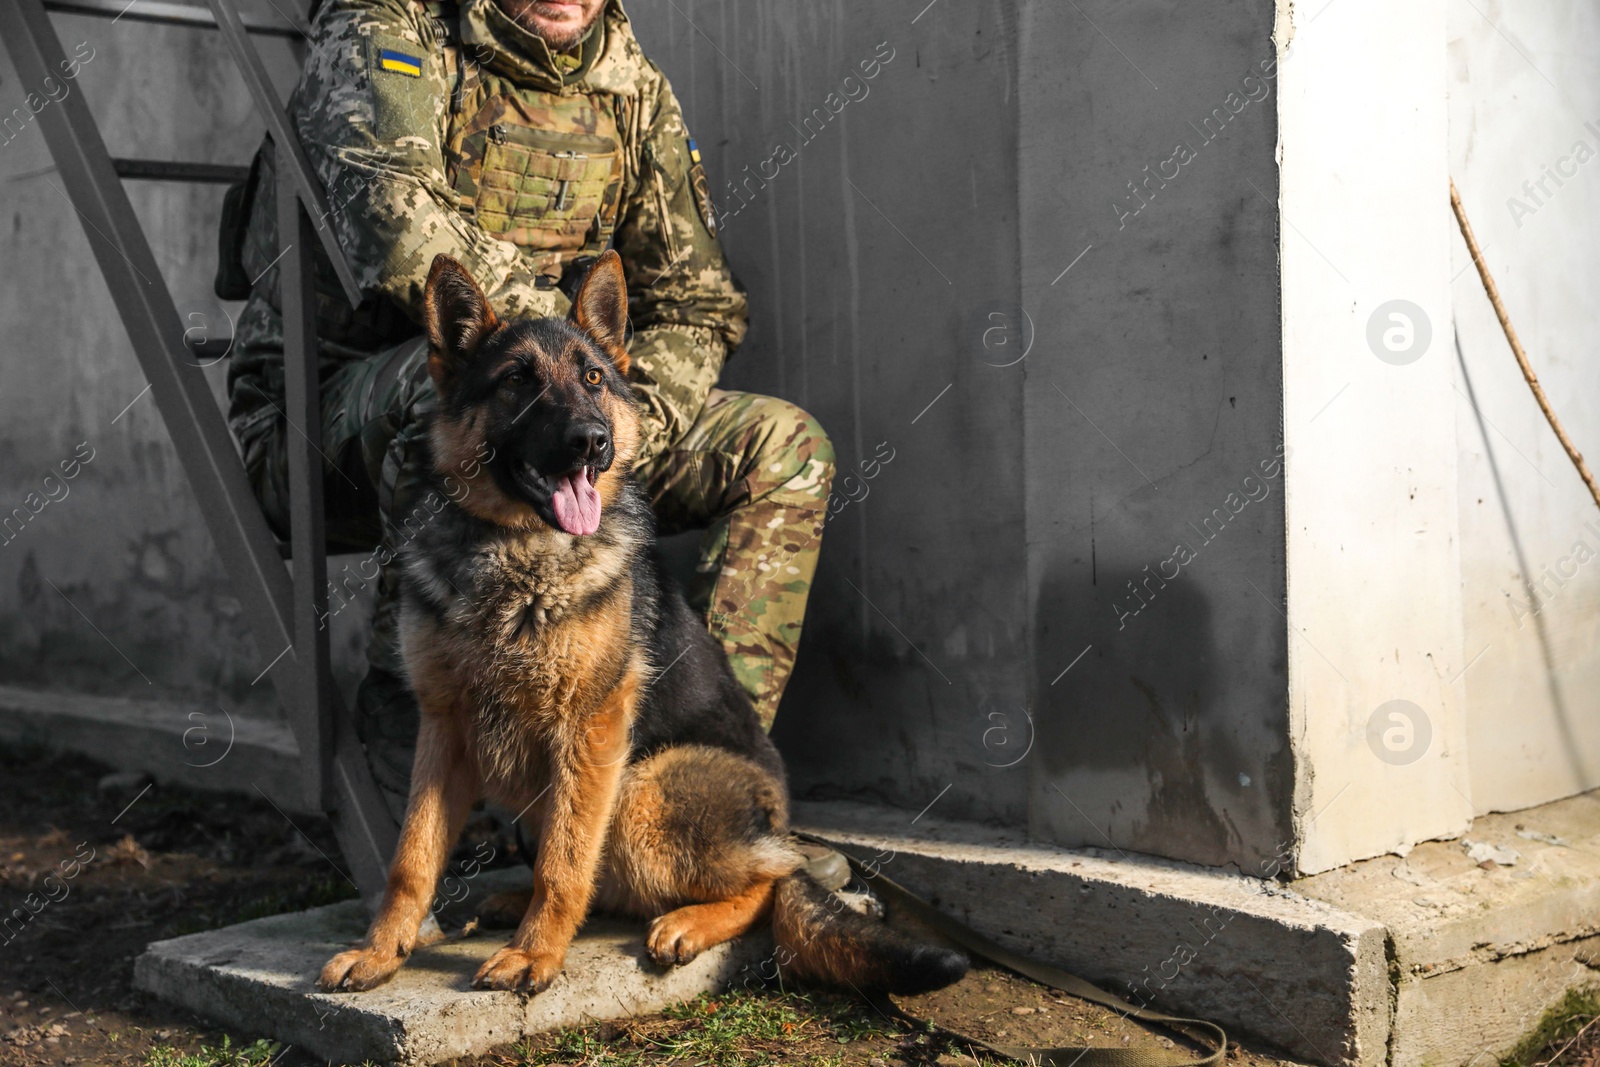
233, 336, 834, 732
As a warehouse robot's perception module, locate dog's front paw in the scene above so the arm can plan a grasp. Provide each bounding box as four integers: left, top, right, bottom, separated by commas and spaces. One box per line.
319, 946, 404, 992
472, 946, 561, 993
647, 911, 712, 967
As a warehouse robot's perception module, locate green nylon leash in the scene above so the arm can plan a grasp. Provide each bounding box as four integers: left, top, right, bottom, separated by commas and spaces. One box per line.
795, 833, 1229, 1067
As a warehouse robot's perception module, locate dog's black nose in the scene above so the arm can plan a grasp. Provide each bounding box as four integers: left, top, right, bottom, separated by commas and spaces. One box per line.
568, 423, 609, 461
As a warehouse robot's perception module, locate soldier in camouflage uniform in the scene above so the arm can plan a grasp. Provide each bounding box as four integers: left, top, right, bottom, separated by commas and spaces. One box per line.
226, 0, 834, 802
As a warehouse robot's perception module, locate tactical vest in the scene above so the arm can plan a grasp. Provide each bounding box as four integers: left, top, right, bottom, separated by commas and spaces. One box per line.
222, 1, 638, 348
437, 8, 629, 286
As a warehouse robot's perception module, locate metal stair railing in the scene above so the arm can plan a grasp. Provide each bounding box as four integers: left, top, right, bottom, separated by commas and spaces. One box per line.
0, 0, 397, 912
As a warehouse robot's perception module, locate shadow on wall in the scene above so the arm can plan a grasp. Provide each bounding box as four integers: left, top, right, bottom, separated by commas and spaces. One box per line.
1456, 334, 1587, 786
768, 550, 1032, 828
1033, 560, 1258, 868
772, 560, 947, 804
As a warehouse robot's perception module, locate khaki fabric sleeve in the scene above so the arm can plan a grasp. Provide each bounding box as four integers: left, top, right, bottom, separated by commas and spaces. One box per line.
612, 69, 749, 461
295, 0, 564, 322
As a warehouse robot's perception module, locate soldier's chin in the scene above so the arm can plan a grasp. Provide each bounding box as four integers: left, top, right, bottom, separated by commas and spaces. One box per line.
522, 0, 595, 47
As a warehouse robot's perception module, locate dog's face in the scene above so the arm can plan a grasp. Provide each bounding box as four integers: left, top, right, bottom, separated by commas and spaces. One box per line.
422, 250, 641, 535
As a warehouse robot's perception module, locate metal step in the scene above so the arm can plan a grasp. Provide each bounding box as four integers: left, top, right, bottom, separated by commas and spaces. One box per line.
43, 0, 303, 37
112, 157, 251, 184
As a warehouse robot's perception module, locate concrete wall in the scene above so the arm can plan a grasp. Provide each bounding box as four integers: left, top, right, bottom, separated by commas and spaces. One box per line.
1279, 0, 1600, 875
2, 0, 1302, 873
1447, 1, 1600, 816
635, 0, 1294, 872
629, 0, 1033, 830
26, 0, 1600, 881
1017, 0, 1290, 873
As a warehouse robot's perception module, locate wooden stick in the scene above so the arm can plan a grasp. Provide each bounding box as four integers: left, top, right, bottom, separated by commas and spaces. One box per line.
1450, 178, 1600, 515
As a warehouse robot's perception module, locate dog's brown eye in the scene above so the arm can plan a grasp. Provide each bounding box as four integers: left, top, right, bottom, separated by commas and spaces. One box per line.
585, 368, 603, 386
502, 369, 525, 388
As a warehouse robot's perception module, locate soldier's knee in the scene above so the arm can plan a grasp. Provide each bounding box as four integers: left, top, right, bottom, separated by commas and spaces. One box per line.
794, 405, 835, 487
753, 398, 833, 503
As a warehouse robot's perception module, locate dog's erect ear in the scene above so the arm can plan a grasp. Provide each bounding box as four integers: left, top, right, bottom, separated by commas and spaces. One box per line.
424, 254, 498, 387
571, 249, 629, 374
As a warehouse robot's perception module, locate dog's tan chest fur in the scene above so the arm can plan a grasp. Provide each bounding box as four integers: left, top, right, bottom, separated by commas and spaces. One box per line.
403, 528, 641, 797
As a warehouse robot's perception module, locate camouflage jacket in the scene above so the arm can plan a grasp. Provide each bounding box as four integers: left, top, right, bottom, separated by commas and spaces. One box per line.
228, 0, 748, 462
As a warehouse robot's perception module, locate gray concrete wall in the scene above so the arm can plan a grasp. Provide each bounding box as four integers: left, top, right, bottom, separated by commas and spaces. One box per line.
636, 0, 1291, 871
627, 1, 1032, 828
1017, 1, 1289, 870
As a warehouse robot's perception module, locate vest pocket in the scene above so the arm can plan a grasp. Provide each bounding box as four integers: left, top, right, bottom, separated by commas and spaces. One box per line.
466, 125, 620, 251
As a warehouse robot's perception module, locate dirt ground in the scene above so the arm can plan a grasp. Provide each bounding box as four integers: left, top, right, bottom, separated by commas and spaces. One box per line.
0, 744, 1322, 1067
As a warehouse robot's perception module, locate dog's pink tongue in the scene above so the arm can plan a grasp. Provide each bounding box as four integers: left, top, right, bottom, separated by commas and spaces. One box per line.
550, 471, 601, 536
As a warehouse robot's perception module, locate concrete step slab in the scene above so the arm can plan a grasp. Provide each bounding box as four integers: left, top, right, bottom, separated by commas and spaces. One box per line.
133, 870, 772, 1066
1297, 791, 1600, 1067
793, 800, 1389, 1067
798, 791, 1600, 1067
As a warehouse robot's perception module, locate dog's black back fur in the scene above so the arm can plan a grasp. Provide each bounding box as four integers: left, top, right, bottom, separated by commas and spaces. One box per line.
625, 539, 785, 780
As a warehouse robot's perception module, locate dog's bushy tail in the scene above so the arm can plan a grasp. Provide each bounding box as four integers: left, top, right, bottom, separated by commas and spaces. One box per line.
770, 870, 969, 995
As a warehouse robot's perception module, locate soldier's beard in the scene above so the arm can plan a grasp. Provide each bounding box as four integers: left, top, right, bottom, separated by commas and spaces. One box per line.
498, 0, 602, 51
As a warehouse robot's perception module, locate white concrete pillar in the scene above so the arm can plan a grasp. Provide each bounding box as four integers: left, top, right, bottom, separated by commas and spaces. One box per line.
1278, 0, 1473, 874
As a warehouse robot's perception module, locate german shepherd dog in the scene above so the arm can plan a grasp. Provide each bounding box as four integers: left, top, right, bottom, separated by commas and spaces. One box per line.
318, 251, 968, 997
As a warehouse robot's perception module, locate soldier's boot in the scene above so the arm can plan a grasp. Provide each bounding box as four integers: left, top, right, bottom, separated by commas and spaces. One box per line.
794, 839, 851, 892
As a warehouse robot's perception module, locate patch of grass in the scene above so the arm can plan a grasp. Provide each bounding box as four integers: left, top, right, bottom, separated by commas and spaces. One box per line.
502, 989, 898, 1067
144, 1035, 281, 1067
663, 988, 896, 1050
507, 1026, 648, 1067
1502, 988, 1600, 1067
809, 993, 898, 1044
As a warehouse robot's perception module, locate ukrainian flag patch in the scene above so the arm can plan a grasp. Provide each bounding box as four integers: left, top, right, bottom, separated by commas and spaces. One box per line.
378, 48, 422, 77
686, 136, 715, 234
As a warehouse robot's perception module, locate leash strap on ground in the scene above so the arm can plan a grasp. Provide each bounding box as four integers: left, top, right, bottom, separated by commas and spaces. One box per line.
794, 833, 1228, 1067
